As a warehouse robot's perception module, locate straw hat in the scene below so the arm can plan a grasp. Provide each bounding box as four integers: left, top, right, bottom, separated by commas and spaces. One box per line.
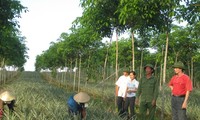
0, 91, 15, 102
73, 92, 90, 103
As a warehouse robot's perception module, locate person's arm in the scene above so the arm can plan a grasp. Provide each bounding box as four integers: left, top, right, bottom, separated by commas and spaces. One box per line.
130, 88, 137, 93
132, 81, 139, 93
0, 100, 3, 120
182, 77, 193, 109
182, 91, 190, 109
115, 86, 119, 96
78, 103, 86, 119
7, 100, 15, 112
168, 76, 174, 92
169, 86, 173, 91
81, 107, 86, 119
124, 86, 128, 98
115, 77, 121, 96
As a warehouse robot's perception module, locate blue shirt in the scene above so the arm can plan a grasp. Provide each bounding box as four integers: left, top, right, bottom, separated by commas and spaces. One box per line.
67, 95, 81, 113
126, 79, 139, 97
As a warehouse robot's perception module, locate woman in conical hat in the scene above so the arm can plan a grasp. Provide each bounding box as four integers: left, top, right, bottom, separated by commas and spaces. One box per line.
0, 90, 16, 120
0, 90, 15, 102
67, 92, 90, 120
73, 92, 90, 103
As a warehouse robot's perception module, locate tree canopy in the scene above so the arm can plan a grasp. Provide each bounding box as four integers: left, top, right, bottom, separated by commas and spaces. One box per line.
0, 0, 28, 69
35, 0, 200, 86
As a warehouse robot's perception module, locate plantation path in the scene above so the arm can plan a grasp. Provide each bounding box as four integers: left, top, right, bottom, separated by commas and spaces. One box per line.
2, 71, 71, 120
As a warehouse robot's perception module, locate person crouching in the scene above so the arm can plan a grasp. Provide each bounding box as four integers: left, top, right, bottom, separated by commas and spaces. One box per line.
67, 92, 90, 120
0, 90, 16, 120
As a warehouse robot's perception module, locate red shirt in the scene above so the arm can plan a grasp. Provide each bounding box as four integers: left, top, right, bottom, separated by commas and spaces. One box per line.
168, 74, 192, 96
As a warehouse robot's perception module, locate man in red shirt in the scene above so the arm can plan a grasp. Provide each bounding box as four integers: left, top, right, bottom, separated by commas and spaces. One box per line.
168, 61, 192, 120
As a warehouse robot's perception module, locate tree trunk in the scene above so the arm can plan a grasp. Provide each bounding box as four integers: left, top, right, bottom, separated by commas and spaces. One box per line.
191, 58, 194, 87
131, 31, 135, 71
139, 48, 144, 79
0, 58, 5, 84
102, 36, 112, 99
187, 61, 191, 77
160, 64, 163, 90
102, 51, 108, 99
163, 32, 169, 84
64, 62, 67, 87
78, 56, 81, 92
161, 31, 169, 120
85, 54, 91, 86
115, 30, 119, 107
159, 46, 165, 89
73, 58, 77, 91
175, 53, 178, 62
70, 59, 73, 81
3, 67, 6, 84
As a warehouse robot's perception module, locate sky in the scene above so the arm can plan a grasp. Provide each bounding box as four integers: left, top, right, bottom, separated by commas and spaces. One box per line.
18, 0, 83, 71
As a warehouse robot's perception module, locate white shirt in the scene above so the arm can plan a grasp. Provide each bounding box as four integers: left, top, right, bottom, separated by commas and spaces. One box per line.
115, 75, 130, 97
126, 79, 139, 97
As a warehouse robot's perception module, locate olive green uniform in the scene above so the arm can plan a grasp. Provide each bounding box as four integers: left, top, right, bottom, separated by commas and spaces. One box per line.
136, 75, 159, 120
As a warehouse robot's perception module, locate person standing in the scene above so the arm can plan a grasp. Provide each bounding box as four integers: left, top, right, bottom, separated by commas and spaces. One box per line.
135, 64, 159, 120
115, 70, 130, 117
168, 61, 192, 120
124, 71, 139, 119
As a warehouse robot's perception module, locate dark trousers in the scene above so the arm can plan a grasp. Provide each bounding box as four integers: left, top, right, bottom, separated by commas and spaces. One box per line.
124, 97, 136, 119
139, 101, 156, 120
171, 96, 187, 120
117, 96, 125, 117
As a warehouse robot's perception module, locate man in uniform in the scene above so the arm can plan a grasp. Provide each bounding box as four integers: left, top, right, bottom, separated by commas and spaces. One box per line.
135, 64, 159, 120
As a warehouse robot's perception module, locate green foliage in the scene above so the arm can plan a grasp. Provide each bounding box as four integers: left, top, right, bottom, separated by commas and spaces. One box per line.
176, 0, 200, 24
151, 24, 200, 64
35, 0, 200, 85
78, 0, 125, 37
0, 0, 28, 68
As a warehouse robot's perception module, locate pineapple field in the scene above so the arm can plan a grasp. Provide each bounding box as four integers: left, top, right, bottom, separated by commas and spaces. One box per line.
1, 72, 123, 120
1, 71, 199, 120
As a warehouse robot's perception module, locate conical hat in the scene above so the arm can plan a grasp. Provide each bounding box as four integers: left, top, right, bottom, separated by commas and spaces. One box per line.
73, 92, 90, 103
0, 91, 15, 102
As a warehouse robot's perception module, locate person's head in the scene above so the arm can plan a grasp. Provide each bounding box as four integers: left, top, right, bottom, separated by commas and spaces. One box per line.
172, 61, 185, 74
0, 91, 15, 103
0, 90, 16, 112
123, 70, 129, 76
73, 92, 90, 104
144, 64, 154, 75
129, 71, 136, 80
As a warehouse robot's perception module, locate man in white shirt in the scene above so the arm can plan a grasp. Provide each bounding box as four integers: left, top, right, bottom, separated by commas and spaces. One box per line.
124, 71, 139, 119
115, 70, 130, 117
